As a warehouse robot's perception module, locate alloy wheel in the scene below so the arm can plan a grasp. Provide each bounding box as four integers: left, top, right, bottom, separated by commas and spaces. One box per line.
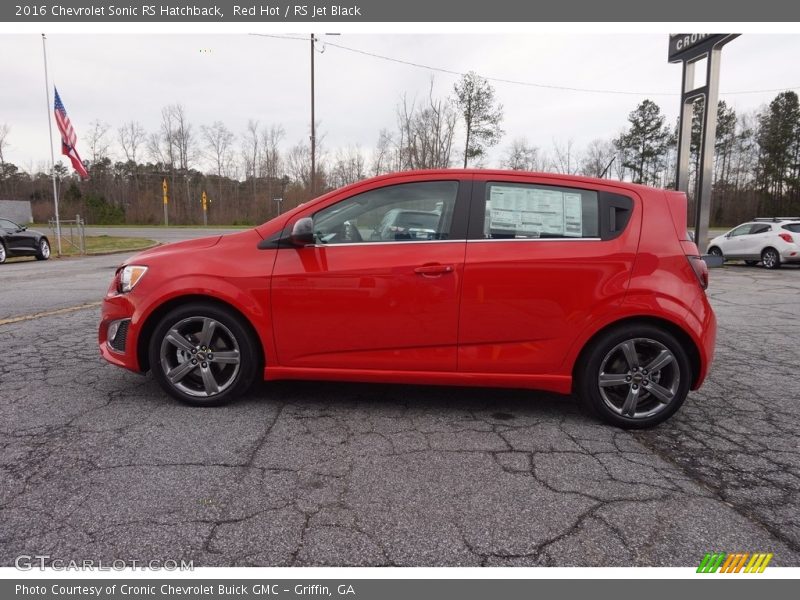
597, 337, 680, 420
159, 316, 241, 398
762, 249, 779, 269
40, 240, 50, 259
0, 243, 6, 263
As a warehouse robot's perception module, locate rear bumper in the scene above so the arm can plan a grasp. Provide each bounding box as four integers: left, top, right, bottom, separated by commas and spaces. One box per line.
688, 295, 717, 390
779, 246, 800, 262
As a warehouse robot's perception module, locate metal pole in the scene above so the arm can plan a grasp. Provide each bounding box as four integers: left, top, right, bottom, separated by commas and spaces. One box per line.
310, 33, 316, 197
695, 49, 722, 250
41, 34, 62, 256
675, 60, 695, 195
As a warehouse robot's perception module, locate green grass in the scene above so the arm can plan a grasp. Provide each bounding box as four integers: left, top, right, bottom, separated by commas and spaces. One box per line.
5, 235, 157, 262
62, 235, 158, 256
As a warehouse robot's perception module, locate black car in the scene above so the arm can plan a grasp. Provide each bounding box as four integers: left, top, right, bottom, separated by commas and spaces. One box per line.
0, 218, 51, 264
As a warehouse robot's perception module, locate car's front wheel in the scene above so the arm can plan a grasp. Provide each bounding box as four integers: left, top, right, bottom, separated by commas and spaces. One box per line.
148, 302, 260, 406
0, 241, 7, 264
576, 324, 692, 429
708, 246, 723, 259
35, 238, 50, 260
761, 247, 781, 269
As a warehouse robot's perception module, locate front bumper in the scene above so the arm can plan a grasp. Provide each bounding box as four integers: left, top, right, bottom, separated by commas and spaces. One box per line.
99, 294, 142, 372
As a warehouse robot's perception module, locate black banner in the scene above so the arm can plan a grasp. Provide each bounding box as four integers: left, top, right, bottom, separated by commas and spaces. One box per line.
5, 579, 799, 600
3, 0, 800, 22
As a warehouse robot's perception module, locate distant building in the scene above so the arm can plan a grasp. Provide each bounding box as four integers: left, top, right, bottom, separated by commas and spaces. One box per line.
0, 200, 33, 225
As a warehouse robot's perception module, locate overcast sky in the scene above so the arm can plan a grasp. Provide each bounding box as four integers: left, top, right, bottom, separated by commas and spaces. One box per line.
1, 33, 799, 173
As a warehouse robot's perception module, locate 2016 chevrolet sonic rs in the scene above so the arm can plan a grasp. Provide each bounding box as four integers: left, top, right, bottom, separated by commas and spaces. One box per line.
99, 170, 716, 428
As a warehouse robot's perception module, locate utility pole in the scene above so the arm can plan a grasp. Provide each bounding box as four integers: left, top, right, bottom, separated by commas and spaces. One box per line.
310, 33, 316, 197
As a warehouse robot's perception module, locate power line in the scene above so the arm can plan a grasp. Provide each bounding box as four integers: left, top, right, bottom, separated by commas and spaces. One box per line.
249, 33, 800, 98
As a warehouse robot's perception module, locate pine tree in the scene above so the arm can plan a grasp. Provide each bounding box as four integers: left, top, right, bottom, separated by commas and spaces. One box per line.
453, 72, 504, 168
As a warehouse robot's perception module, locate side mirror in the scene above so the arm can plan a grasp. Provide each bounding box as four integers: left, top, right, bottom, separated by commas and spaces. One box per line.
289, 217, 314, 247
19, 226, 27, 232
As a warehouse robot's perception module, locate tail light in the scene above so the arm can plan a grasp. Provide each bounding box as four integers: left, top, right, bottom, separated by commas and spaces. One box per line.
779, 232, 794, 243
687, 256, 709, 290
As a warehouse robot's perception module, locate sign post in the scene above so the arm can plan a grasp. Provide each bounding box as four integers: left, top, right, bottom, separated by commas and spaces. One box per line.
162, 178, 169, 226
669, 34, 738, 250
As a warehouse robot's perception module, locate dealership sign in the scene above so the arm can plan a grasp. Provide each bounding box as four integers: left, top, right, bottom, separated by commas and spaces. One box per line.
668, 34, 732, 62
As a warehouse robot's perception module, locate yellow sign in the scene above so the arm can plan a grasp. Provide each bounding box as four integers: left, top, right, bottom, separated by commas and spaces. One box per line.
162, 178, 169, 205
202, 191, 208, 210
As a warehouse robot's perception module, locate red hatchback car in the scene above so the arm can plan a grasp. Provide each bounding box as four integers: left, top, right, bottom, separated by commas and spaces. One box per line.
100, 170, 716, 428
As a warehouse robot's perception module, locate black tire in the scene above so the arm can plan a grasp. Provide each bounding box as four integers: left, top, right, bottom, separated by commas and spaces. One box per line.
576, 324, 692, 429
35, 237, 50, 260
745, 260, 758, 266
761, 247, 781, 269
148, 302, 261, 406
0, 241, 7, 264
708, 246, 723, 258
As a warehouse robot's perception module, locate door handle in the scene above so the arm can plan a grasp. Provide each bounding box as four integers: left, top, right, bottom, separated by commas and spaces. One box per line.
414, 264, 455, 276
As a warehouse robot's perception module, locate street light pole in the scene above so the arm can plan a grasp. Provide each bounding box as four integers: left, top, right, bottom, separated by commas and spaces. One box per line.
310, 33, 316, 197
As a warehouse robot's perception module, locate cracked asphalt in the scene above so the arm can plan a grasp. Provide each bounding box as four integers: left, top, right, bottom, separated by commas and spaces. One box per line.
1, 261, 798, 567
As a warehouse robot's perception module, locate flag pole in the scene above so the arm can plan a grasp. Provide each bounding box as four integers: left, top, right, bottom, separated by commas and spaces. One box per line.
41, 33, 62, 257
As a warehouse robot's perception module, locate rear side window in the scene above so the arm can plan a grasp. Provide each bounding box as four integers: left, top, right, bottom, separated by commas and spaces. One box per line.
782, 223, 800, 233
480, 182, 633, 241
750, 224, 771, 234
483, 183, 599, 239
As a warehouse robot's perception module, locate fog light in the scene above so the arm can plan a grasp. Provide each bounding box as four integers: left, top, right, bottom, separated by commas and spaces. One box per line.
108, 320, 121, 341
106, 319, 130, 353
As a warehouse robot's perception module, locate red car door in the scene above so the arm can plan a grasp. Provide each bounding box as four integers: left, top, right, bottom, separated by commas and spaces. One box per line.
458, 174, 641, 375
270, 177, 471, 372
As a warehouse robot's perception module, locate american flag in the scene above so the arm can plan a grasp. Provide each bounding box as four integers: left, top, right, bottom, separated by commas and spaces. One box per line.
54, 87, 89, 179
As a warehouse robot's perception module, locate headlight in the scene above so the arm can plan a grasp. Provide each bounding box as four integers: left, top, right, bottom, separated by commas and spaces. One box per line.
118, 265, 148, 293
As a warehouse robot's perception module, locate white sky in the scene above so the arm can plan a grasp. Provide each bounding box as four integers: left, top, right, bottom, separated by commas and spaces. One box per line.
1, 33, 799, 173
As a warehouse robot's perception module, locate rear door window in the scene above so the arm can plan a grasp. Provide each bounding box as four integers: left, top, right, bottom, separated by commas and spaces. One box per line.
482, 182, 599, 239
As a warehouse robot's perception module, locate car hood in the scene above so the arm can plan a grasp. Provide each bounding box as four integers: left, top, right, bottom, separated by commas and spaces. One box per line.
122, 234, 223, 265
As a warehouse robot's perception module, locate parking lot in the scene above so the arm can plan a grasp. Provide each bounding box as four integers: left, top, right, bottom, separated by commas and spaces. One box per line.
1, 255, 799, 566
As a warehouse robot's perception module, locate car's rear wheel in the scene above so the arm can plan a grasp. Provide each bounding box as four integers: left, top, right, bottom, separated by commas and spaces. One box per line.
577, 324, 692, 429
0, 241, 7, 264
35, 238, 50, 260
708, 246, 723, 259
761, 247, 781, 269
148, 302, 260, 406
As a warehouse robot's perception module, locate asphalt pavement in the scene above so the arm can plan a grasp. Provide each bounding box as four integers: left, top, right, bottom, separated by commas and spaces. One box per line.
1, 248, 798, 566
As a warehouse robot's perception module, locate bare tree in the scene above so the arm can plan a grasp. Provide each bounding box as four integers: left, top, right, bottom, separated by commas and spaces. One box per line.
0, 123, 9, 166
259, 125, 284, 182
149, 106, 177, 169
580, 139, 616, 178
501, 138, 541, 171
171, 104, 194, 171
552, 139, 580, 175
329, 146, 367, 189
87, 120, 111, 164
371, 129, 397, 176
117, 121, 146, 164
453, 71, 504, 168
396, 81, 457, 170
286, 141, 311, 188
201, 121, 235, 178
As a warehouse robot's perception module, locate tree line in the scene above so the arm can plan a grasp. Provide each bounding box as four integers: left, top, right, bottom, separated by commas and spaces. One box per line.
0, 73, 798, 227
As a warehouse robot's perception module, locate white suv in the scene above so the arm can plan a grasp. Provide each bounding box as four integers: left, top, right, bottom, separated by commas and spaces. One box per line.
707, 218, 800, 269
